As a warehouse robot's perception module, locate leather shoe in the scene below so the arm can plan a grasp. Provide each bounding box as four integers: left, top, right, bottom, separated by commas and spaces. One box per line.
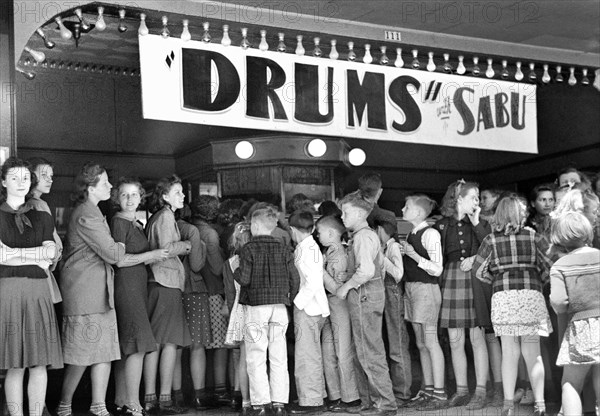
346, 404, 371, 414
330, 399, 362, 413
359, 408, 397, 416
288, 404, 324, 414
272, 404, 287, 416
448, 393, 470, 407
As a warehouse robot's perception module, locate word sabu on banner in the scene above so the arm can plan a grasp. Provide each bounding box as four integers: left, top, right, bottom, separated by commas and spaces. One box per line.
139, 36, 538, 153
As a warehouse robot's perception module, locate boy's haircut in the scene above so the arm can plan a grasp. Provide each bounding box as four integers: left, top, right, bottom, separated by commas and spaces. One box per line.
492, 194, 528, 235
358, 172, 382, 201
406, 194, 436, 217
550, 211, 593, 253
316, 215, 346, 235
251, 206, 278, 231
288, 210, 315, 233
339, 190, 374, 214
374, 217, 397, 238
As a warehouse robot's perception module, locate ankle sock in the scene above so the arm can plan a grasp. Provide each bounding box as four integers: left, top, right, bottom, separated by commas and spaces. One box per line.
535, 400, 546, 412
456, 385, 469, 396
242, 400, 251, 408
56, 401, 72, 416
424, 385, 434, 396
90, 402, 109, 416
475, 385, 487, 397
145, 394, 157, 405
433, 388, 447, 400
503, 399, 514, 411
195, 388, 207, 399
159, 395, 172, 407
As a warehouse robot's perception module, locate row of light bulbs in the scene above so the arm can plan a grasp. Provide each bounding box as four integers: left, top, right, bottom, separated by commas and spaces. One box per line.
235, 139, 367, 166
20, 6, 597, 87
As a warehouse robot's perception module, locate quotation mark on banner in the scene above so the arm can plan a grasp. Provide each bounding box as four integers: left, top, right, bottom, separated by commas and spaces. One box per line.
165, 51, 175, 69
424, 80, 443, 102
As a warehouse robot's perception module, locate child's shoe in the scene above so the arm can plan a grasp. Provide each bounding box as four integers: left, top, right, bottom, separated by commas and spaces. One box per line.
520, 388, 535, 405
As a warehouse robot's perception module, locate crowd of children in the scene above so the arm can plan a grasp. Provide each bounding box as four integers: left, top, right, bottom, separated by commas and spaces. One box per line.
1, 158, 599, 416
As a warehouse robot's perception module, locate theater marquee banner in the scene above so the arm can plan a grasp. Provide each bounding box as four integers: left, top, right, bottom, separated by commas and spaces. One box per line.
139, 35, 538, 153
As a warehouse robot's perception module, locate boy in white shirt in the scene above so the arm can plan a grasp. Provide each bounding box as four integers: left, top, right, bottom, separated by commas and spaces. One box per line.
288, 210, 330, 414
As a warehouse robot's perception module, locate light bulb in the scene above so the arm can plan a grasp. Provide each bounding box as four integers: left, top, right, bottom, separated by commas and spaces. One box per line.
348, 148, 366, 166
24, 46, 45, 63
515, 61, 524, 81
296, 35, 305, 56
443, 53, 452, 73
240, 28, 250, 49
411, 49, 420, 69
16, 67, 36, 80
426, 52, 436, 72
528, 63, 537, 82
313, 37, 322, 57
486, 58, 494, 78
180, 19, 191, 41
202, 22, 211, 43
347, 42, 356, 61
363, 44, 372, 64
581, 68, 589, 85
118, 9, 127, 33
457, 55, 466, 75
74, 8, 90, 31
36, 28, 55, 49
395, 48, 404, 68
277, 33, 286, 52
542, 64, 551, 83
568, 67, 577, 86
472, 57, 480, 76
161, 16, 170, 39
138, 13, 149, 36
501, 60, 509, 79
95, 6, 106, 31
329, 39, 338, 60
221, 25, 231, 46
259, 30, 268, 51
555, 65, 563, 83
379, 46, 388, 65
55, 17, 72, 40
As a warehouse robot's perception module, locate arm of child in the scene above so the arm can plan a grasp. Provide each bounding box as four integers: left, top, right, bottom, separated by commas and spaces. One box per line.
472, 236, 493, 284
233, 248, 252, 286
549, 266, 569, 315
294, 247, 324, 310
402, 228, 443, 277
339, 231, 378, 296
384, 241, 404, 283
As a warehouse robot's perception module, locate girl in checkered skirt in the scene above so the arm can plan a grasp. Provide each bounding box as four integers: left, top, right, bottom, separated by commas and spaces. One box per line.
472, 194, 554, 416
432, 180, 491, 410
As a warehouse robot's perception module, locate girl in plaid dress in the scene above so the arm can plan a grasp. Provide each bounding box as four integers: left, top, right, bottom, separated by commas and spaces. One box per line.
472, 195, 554, 416
433, 180, 491, 410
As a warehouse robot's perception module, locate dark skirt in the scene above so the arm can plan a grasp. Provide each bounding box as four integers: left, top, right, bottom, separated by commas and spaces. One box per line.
471, 273, 493, 329
439, 261, 477, 328
148, 283, 192, 347
0, 278, 63, 369
115, 267, 157, 356
182, 292, 212, 347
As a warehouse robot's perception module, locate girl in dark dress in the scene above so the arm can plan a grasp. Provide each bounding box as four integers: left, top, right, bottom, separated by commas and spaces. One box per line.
0, 157, 62, 416
110, 178, 170, 416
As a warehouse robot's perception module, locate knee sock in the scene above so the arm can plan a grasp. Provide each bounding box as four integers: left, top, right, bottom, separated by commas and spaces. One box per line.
56, 401, 71, 416
89, 402, 109, 416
